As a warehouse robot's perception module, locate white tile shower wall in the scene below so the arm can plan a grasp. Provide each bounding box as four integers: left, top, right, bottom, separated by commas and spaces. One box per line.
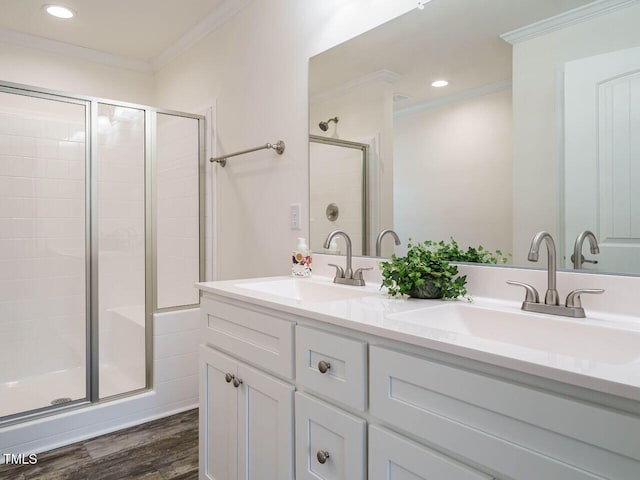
0, 93, 86, 384
156, 114, 200, 308
1, 308, 199, 457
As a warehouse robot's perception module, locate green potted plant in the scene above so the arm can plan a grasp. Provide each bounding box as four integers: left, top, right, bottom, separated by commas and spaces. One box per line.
380, 238, 509, 300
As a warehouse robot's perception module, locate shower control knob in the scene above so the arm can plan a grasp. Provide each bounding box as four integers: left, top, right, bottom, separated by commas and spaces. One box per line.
233, 377, 243, 388
318, 360, 331, 374
225, 373, 235, 383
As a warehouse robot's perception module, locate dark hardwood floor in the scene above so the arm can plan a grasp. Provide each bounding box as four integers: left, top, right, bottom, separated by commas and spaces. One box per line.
1, 409, 198, 480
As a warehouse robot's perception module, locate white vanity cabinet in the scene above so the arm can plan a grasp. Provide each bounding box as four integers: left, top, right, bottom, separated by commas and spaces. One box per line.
369, 346, 640, 480
199, 296, 295, 480
198, 284, 640, 480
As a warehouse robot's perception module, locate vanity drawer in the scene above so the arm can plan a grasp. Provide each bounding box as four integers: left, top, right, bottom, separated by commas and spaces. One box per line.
369, 345, 635, 480
369, 425, 492, 480
200, 296, 294, 379
295, 392, 366, 480
296, 325, 367, 411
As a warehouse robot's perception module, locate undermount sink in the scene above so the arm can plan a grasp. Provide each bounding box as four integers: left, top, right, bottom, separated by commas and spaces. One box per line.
388, 303, 640, 364
236, 278, 375, 303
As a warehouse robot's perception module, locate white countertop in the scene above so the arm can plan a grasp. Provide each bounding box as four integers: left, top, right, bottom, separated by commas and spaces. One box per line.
197, 275, 640, 402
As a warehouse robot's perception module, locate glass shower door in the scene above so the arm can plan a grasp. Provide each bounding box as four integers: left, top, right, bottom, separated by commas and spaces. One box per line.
0, 89, 88, 418
97, 103, 146, 398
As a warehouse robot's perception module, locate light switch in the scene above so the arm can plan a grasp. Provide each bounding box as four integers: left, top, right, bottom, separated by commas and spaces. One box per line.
290, 203, 301, 230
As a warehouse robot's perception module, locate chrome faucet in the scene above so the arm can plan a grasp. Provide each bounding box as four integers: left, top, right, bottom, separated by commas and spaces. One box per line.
375, 229, 401, 256
323, 230, 371, 286
571, 230, 599, 269
508, 231, 604, 318
527, 231, 559, 305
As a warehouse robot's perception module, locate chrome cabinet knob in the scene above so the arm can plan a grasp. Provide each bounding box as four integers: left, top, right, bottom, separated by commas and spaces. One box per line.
232, 377, 243, 388
316, 450, 330, 464
318, 360, 331, 374
225, 373, 234, 383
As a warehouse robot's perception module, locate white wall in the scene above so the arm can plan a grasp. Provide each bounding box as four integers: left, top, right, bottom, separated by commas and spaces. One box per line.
512, 3, 640, 263
154, 0, 418, 279
394, 89, 513, 257
0, 42, 154, 105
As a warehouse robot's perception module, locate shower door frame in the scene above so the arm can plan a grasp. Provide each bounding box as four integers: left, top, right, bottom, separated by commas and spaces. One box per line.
309, 134, 370, 255
0, 80, 206, 425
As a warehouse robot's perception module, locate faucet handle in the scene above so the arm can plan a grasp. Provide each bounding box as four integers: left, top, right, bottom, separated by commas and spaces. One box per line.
565, 289, 604, 308
570, 253, 598, 265
507, 281, 540, 303
353, 267, 373, 280
328, 263, 345, 278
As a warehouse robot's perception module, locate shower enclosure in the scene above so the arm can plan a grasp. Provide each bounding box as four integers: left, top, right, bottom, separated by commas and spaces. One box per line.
0, 81, 204, 422
309, 135, 369, 255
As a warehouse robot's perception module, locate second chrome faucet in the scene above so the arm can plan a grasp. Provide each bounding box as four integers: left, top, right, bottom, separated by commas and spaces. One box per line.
508, 231, 603, 318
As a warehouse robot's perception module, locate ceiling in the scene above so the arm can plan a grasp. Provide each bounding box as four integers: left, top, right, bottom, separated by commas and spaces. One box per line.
0, 0, 231, 64
310, 0, 594, 110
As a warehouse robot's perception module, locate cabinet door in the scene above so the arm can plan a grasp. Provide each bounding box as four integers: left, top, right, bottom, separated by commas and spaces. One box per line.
369, 425, 492, 480
237, 362, 295, 480
199, 346, 238, 480
295, 392, 366, 480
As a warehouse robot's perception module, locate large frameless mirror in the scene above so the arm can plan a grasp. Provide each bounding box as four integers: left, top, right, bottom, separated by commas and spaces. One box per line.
308, 0, 640, 276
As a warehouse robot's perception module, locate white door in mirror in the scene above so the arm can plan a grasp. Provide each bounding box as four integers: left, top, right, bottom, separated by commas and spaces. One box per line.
565, 46, 640, 274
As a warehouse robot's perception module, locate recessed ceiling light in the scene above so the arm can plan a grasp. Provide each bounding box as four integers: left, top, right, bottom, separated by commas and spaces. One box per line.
431, 80, 449, 88
44, 5, 75, 19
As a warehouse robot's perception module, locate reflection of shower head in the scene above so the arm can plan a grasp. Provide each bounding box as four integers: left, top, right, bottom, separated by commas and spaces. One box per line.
319, 117, 338, 131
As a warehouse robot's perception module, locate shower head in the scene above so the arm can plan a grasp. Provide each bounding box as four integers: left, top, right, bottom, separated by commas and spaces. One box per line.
319, 117, 339, 132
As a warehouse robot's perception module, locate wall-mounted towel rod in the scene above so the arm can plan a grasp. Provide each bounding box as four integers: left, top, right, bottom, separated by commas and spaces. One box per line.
210, 140, 285, 167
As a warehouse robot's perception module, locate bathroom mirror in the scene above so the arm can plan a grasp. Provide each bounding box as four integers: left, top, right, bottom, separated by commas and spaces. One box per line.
308, 0, 640, 275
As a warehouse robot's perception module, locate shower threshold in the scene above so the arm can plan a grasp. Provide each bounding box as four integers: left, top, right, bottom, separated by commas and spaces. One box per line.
1, 364, 144, 419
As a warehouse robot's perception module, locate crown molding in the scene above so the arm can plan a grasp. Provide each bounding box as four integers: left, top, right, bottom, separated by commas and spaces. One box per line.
501, 0, 640, 45
310, 69, 403, 103
152, 0, 251, 70
0, 27, 153, 72
0, 0, 250, 73
394, 80, 512, 118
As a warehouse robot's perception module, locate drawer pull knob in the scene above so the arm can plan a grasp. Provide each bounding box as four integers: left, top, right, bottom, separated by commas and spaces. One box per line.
233, 377, 243, 388
225, 373, 235, 383
316, 450, 330, 464
318, 360, 331, 374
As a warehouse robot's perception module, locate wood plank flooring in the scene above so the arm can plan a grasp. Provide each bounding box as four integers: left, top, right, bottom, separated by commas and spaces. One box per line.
1, 408, 198, 480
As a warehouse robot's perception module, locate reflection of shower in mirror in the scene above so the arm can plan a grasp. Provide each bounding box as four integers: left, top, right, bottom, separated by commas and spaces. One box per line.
319, 116, 338, 131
